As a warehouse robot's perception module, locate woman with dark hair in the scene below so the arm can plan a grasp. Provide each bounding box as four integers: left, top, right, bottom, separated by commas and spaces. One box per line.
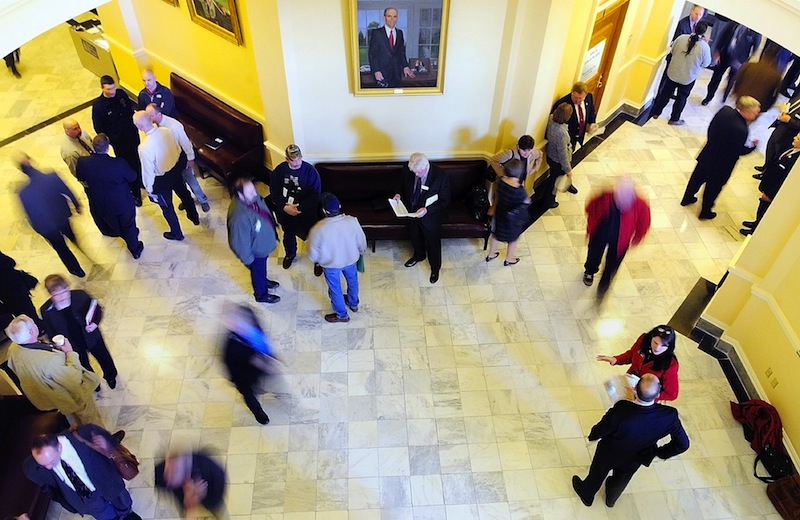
485, 159, 530, 266
651, 20, 711, 125
597, 325, 679, 401
221, 302, 278, 424
540, 102, 574, 209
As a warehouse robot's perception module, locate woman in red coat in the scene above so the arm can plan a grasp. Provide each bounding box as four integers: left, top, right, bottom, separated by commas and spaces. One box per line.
597, 325, 679, 401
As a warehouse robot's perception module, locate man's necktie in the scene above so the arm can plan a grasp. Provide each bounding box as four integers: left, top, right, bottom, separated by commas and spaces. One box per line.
412, 177, 422, 207
577, 104, 586, 137
78, 138, 93, 155
389, 30, 395, 50
61, 459, 92, 498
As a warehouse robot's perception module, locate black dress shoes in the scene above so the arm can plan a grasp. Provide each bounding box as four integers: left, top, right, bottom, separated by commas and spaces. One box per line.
314, 263, 323, 277
256, 293, 281, 304
680, 196, 697, 206
567, 185, 578, 194
754, 165, 765, 172
69, 267, 86, 278
282, 255, 295, 269
429, 271, 439, 284
267, 279, 280, 289
163, 232, 184, 241
132, 241, 144, 259
404, 257, 422, 268
701, 99, 710, 106
698, 211, 717, 220
572, 476, 593, 507
739, 228, 754, 236
752, 173, 763, 180
742, 220, 757, 228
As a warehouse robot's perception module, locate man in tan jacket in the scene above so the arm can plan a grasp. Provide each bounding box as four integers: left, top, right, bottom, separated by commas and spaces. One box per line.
6, 315, 104, 427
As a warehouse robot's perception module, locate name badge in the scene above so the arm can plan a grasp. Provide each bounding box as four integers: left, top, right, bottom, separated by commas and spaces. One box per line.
255, 220, 262, 232
421, 185, 429, 191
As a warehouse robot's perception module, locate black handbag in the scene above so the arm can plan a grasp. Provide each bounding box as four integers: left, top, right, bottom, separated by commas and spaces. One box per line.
755, 444, 796, 483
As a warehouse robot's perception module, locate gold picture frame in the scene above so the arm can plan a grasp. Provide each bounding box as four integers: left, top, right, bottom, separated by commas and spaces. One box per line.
188, 0, 243, 46
162, 0, 178, 6
351, 0, 449, 96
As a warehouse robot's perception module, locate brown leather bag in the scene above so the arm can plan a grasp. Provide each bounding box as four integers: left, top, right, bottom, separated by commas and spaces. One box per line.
72, 428, 140, 480
767, 474, 800, 520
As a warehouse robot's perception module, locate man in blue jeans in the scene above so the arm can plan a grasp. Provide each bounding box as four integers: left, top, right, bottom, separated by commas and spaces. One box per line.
307, 193, 367, 323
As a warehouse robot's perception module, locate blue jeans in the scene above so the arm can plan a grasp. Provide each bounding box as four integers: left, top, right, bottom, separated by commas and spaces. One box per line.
248, 256, 269, 299
182, 165, 208, 204
324, 262, 359, 318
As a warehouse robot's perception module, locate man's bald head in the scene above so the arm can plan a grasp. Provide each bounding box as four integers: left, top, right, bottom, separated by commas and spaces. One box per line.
62, 118, 82, 138
132, 110, 154, 132
145, 103, 163, 124
635, 374, 661, 403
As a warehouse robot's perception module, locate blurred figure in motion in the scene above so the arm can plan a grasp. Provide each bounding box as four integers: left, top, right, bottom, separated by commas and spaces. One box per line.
221, 302, 278, 425
15, 153, 86, 277
154, 448, 226, 518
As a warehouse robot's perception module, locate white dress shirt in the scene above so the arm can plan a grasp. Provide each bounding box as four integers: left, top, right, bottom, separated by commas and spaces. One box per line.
138, 126, 182, 192
53, 436, 97, 493
156, 115, 195, 161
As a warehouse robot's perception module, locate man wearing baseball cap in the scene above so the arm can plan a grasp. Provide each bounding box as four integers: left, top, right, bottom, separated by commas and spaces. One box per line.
269, 144, 322, 270
307, 193, 367, 323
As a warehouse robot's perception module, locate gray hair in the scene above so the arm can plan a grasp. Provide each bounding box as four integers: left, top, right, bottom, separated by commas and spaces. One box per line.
408, 153, 430, 174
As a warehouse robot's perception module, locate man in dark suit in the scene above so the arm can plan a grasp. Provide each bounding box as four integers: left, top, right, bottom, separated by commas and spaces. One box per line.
754, 93, 800, 174
24, 425, 140, 520
672, 4, 705, 41
92, 76, 142, 206
741, 133, 800, 235
40, 274, 119, 390
551, 81, 598, 150
702, 23, 762, 105
394, 153, 450, 284
681, 96, 760, 219
572, 374, 690, 508
368, 7, 416, 88
76, 134, 143, 259
15, 154, 86, 278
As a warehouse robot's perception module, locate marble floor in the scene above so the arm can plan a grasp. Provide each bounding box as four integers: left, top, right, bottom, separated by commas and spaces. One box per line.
0, 36, 785, 520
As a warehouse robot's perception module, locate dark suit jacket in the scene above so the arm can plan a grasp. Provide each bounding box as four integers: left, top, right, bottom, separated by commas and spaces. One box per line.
76, 153, 137, 217
155, 452, 227, 512
589, 400, 689, 468
551, 92, 597, 146
18, 165, 80, 235
696, 105, 754, 182
672, 15, 702, 41
23, 424, 130, 515
399, 163, 451, 231
760, 148, 800, 199
368, 26, 410, 87
40, 289, 104, 351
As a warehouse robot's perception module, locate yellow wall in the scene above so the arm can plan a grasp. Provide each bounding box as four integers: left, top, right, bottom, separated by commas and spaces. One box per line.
99, 0, 265, 127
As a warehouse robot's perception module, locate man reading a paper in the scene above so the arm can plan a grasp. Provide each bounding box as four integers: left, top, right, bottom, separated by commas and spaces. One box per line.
39, 274, 119, 390
394, 153, 450, 284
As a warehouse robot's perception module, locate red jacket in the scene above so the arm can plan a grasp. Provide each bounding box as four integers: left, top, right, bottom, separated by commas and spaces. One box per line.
614, 334, 679, 401
586, 191, 651, 256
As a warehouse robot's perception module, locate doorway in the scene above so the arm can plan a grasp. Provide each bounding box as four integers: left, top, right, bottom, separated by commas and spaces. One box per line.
580, 0, 629, 110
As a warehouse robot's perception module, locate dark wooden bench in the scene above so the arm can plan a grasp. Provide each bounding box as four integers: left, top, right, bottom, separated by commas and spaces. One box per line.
315, 159, 490, 251
170, 73, 264, 183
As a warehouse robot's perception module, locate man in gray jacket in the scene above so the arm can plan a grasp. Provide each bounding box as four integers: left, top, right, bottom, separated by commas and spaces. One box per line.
307, 193, 367, 323
227, 178, 280, 303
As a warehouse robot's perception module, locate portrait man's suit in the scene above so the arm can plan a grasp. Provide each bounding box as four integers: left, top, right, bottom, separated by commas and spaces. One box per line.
574, 399, 689, 506
368, 26, 410, 88
23, 424, 134, 519
682, 105, 755, 215
76, 153, 140, 254
551, 92, 597, 149
399, 163, 451, 275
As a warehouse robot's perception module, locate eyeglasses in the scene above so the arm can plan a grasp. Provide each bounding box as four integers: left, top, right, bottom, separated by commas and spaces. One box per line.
656, 326, 673, 336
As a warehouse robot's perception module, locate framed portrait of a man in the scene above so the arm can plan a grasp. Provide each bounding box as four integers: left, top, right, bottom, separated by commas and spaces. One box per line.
351, 0, 450, 95
188, 0, 243, 45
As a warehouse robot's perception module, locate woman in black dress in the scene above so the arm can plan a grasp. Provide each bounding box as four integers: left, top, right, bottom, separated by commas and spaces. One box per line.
485, 159, 530, 266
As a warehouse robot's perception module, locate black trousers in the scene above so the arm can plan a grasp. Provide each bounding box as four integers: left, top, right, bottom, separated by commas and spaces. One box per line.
106, 208, 140, 254
152, 155, 198, 237
538, 156, 568, 207
652, 77, 695, 121
110, 136, 142, 201
704, 55, 738, 102
577, 452, 641, 505
584, 231, 626, 291
751, 199, 771, 229
40, 222, 82, 274
684, 164, 729, 214
75, 336, 118, 383
408, 219, 442, 273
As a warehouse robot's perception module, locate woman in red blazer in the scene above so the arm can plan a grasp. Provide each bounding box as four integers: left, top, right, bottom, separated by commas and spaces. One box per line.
597, 325, 679, 401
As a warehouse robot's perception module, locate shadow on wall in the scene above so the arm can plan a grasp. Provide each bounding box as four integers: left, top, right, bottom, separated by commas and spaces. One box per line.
349, 116, 394, 156
451, 126, 494, 155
